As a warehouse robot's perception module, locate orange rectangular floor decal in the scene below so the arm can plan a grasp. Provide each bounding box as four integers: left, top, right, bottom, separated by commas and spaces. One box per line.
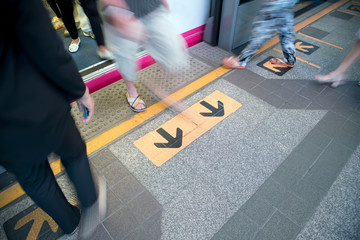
134, 91, 242, 166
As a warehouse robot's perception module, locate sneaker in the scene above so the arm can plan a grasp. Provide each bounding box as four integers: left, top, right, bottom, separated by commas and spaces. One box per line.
83, 30, 95, 39
78, 176, 107, 239
57, 226, 79, 240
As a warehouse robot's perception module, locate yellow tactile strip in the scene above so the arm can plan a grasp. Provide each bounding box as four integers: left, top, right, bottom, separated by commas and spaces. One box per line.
72, 57, 213, 142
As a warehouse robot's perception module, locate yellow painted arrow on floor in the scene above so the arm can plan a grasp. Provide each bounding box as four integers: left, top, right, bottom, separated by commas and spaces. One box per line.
14, 208, 58, 240
350, 5, 360, 11
263, 61, 287, 73
295, 41, 314, 52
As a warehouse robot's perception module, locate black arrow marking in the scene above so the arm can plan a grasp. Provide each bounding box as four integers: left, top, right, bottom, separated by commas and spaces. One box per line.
154, 128, 183, 148
200, 101, 224, 117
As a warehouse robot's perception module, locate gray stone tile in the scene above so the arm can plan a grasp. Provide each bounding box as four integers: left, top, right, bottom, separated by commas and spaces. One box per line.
271, 150, 319, 189
87, 224, 112, 240
301, 129, 332, 149
313, 87, 343, 108
298, 87, 320, 100
227, 77, 257, 91
127, 191, 162, 224
299, 26, 329, 39
240, 196, 276, 226
248, 85, 271, 100
329, 11, 354, 20
333, 127, 360, 151
282, 81, 303, 92
224, 68, 264, 84
291, 138, 324, 160
211, 211, 259, 240
313, 111, 347, 138
259, 79, 283, 92
252, 178, 289, 208
287, 93, 312, 109
142, 211, 162, 240
311, 141, 353, 175
278, 193, 315, 226
264, 93, 286, 108
105, 189, 124, 219
123, 227, 151, 240
89, 149, 118, 171
111, 175, 145, 203
103, 207, 139, 240
331, 95, 358, 118
262, 211, 301, 240
99, 160, 130, 187
342, 119, 360, 138
253, 230, 277, 240
274, 86, 296, 100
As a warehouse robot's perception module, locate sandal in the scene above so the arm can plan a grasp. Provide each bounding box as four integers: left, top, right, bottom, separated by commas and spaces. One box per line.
126, 93, 147, 112
269, 58, 294, 68
222, 56, 245, 69
69, 39, 81, 53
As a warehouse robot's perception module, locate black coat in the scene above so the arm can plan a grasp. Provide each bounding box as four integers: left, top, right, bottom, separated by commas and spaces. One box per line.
0, 0, 86, 163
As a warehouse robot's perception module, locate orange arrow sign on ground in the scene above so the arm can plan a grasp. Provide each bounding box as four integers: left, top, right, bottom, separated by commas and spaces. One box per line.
263, 61, 287, 72
14, 208, 58, 240
295, 41, 314, 52
350, 5, 360, 11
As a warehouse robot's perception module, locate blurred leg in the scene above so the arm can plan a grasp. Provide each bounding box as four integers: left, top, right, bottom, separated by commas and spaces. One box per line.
57, 0, 79, 39
3, 159, 81, 234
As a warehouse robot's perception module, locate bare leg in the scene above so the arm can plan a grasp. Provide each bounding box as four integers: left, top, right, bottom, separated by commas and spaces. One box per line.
315, 40, 360, 87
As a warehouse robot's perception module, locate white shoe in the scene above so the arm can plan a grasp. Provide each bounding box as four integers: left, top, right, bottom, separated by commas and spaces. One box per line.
78, 176, 107, 239
97, 50, 114, 60
69, 39, 81, 53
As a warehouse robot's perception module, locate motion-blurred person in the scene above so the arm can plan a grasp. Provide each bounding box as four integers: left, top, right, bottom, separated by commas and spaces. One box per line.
315, 28, 360, 88
56, 0, 113, 59
223, 0, 298, 69
0, 0, 106, 239
102, 0, 187, 112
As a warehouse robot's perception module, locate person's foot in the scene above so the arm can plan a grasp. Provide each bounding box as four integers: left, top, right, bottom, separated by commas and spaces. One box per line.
83, 30, 95, 39
78, 176, 107, 239
69, 38, 81, 53
52, 17, 65, 31
222, 56, 246, 69
97, 49, 114, 60
314, 72, 345, 88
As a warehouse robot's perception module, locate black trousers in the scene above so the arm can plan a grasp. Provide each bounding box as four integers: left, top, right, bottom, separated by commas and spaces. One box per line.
47, 0, 62, 18
3, 117, 97, 234
56, 0, 105, 46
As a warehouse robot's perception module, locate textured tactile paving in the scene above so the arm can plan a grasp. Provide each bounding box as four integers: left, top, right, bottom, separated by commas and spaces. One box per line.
72, 55, 212, 141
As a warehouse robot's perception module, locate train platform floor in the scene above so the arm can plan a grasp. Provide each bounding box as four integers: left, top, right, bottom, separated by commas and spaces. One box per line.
1, 0, 360, 239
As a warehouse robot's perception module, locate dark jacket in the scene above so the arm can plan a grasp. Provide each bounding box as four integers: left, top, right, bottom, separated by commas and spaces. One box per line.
0, 0, 86, 163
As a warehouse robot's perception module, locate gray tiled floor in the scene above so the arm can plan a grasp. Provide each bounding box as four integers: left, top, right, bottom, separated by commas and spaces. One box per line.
1, 1, 360, 240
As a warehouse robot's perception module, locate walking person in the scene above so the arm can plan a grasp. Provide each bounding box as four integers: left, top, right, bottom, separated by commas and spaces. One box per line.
0, 0, 106, 239
223, 0, 298, 69
101, 0, 187, 112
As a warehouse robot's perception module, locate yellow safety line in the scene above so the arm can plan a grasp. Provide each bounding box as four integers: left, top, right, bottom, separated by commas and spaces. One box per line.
273, 48, 321, 69
337, 9, 360, 17
0, 0, 350, 209
256, 0, 349, 56
0, 67, 231, 209
298, 33, 343, 49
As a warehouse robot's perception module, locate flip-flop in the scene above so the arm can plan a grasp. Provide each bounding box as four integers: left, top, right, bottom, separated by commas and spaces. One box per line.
269, 58, 294, 68
126, 93, 147, 113
222, 57, 245, 69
